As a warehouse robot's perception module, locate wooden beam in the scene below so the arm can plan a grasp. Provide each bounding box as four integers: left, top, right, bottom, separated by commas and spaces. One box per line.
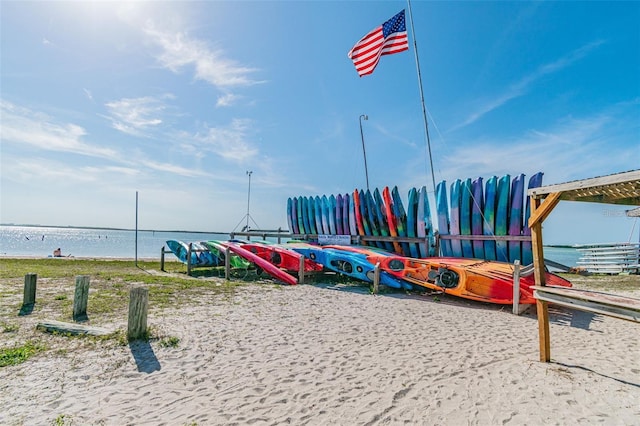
530, 197, 547, 287
533, 286, 640, 323
536, 300, 551, 362
528, 192, 561, 227
527, 170, 640, 199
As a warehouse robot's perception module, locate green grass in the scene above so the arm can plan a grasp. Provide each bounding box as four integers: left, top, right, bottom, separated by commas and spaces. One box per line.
559, 272, 640, 292
158, 336, 180, 348
1, 321, 19, 333
0, 258, 247, 319
0, 340, 46, 367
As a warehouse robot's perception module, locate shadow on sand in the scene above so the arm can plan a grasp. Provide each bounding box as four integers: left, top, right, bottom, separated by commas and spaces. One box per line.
129, 340, 161, 373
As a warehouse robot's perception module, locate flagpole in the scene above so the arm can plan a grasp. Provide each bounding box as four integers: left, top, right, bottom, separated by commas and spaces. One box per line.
406, 0, 437, 196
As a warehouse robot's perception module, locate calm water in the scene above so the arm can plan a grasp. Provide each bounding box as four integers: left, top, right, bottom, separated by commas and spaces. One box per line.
0, 225, 583, 266
0, 225, 235, 259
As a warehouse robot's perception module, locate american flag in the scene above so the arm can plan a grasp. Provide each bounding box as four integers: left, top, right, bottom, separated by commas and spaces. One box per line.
348, 10, 409, 77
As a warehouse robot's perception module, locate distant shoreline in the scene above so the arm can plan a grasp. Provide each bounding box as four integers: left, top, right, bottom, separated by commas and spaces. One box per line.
0, 223, 230, 235
1, 224, 584, 247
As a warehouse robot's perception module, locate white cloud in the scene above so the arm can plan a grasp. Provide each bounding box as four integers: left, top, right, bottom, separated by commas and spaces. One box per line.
454, 40, 605, 130
140, 159, 211, 178
1, 155, 142, 186
216, 93, 239, 107
436, 109, 635, 186
184, 118, 259, 162
0, 100, 119, 160
143, 23, 261, 88
104, 94, 173, 136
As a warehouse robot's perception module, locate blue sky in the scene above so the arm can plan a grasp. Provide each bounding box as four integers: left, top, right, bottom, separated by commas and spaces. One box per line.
1, 1, 638, 245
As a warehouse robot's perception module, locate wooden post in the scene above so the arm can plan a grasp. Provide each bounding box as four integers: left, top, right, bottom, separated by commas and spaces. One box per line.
372, 262, 380, 295
530, 195, 552, 362
298, 255, 305, 284
225, 246, 231, 280
23, 273, 37, 307
160, 246, 165, 271
187, 242, 193, 276
536, 299, 551, 362
127, 287, 149, 341
513, 260, 521, 314
73, 275, 90, 321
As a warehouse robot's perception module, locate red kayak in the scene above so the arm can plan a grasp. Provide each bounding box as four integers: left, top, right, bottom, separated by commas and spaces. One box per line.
239, 242, 324, 273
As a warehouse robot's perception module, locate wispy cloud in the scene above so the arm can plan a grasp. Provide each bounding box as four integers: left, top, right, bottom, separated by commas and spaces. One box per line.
0, 101, 119, 160
454, 40, 605, 130
143, 23, 261, 89
182, 118, 259, 162
104, 94, 173, 136
83, 88, 94, 101
216, 93, 240, 107
437, 108, 636, 185
140, 159, 211, 178
4, 157, 141, 184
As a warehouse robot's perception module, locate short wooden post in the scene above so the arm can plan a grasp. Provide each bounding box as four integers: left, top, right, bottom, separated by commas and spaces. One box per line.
298, 255, 305, 284
160, 246, 165, 271
187, 243, 193, 276
225, 246, 231, 280
73, 275, 90, 321
513, 260, 521, 314
23, 273, 37, 307
372, 262, 380, 295
127, 287, 149, 341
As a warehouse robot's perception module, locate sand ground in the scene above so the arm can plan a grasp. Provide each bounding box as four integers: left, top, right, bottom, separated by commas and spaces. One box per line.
1, 272, 639, 425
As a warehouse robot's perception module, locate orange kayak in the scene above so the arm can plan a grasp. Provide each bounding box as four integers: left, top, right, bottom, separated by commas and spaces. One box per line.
368, 255, 572, 305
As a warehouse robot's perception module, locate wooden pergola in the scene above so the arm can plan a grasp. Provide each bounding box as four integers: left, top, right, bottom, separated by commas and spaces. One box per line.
527, 169, 640, 362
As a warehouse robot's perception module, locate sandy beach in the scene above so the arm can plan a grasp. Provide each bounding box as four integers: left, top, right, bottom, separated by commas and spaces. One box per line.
1, 264, 639, 425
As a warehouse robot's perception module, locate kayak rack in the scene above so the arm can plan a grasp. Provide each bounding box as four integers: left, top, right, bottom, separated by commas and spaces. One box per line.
161, 243, 310, 284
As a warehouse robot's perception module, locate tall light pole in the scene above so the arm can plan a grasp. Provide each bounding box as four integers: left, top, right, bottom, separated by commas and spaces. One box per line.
245, 171, 253, 231
359, 114, 370, 191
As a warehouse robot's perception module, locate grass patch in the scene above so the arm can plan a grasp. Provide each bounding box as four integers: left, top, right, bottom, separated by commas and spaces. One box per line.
52, 414, 73, 426
158, 336, 180, 348
2, 321, 19, 333
0, 340, 46, 367
560, 273, 640, 293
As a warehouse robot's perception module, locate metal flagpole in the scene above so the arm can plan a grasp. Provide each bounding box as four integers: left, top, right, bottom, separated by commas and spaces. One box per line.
135, 191, 138, 267
407, 0, 437, 196
359, 114, 370, 191
246, 171, 252, 231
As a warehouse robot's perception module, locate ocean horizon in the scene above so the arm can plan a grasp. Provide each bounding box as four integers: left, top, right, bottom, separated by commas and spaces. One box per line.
1, 224, 584, 266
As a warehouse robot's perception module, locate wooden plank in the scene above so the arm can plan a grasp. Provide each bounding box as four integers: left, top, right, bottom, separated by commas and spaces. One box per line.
532, 285, 640, 310
533, 289, 640, 323
439, 234, 532, 242
37, 320, 112, 336
527, 170, 640, 200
